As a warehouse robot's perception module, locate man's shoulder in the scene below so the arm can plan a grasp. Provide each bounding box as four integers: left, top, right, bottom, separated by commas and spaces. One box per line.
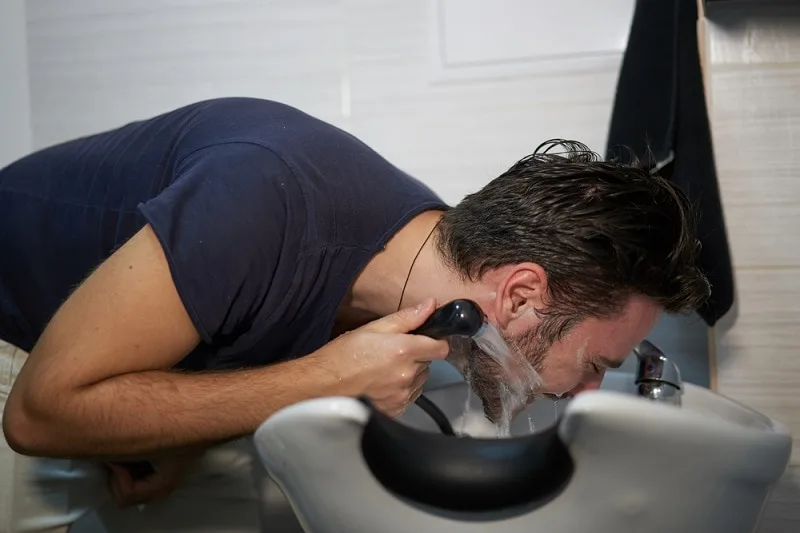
172, 97, 335, 157
184, 97, 303, 121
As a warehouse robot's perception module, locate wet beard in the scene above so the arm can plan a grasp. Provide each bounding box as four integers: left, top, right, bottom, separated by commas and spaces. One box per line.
449, 327, 551, 423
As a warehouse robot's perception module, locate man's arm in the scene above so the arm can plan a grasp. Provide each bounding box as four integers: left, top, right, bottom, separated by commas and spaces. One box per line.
2, 224, 339, 460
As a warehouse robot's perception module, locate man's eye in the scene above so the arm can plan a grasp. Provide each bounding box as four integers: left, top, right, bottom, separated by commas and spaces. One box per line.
590, 362, 602, 374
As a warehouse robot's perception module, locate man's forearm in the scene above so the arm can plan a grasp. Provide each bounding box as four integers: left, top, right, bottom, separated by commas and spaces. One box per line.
7, 356, 339, 460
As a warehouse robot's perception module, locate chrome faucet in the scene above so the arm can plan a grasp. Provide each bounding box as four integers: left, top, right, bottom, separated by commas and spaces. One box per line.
633, 339, 682, 406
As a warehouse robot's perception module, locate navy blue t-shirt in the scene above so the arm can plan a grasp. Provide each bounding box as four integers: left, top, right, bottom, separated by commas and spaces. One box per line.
0, 97, 447, 370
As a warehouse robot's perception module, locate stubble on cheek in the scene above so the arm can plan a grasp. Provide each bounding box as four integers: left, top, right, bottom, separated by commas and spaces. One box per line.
453, 335, 549, 422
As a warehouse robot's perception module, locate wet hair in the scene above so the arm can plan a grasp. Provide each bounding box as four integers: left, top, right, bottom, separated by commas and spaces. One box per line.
435, 139, 711, 343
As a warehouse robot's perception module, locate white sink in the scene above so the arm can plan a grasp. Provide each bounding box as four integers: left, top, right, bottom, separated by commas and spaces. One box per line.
253, 370, 792, 533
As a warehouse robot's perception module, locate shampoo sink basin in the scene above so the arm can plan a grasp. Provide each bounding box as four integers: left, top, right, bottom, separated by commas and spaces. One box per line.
253, 370, 791, 533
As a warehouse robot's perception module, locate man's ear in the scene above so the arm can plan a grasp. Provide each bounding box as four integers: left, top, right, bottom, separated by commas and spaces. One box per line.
494, 263, 548, 328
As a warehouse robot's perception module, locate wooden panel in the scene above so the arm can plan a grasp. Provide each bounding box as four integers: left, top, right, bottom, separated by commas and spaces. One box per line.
757, 466, 800, 532
708, 10, 800, 66
710, 64, 800, 269
720, 268, 800, 347
717, 341, 800, 460
708, 13, 800, 464
715, 268, 800, 462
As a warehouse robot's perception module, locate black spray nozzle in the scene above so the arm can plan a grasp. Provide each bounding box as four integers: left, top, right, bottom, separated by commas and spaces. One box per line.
411, 299, 486, 340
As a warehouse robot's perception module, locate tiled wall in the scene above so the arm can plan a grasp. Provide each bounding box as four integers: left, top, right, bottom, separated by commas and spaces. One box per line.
704, 5, 800, 531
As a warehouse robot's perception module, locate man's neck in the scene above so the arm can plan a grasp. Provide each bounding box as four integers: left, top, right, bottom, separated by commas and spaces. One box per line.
340, 210, 478, 328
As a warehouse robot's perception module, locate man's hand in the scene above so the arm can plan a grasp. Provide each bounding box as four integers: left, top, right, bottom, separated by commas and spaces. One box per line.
310, 298, 450, 417
106, 451, 201, 508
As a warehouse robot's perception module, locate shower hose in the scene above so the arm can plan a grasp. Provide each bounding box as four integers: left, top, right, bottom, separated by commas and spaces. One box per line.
414, 394, 455, 436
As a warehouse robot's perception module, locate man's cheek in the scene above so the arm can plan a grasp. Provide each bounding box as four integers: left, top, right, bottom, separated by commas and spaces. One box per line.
535, 359, 564, 392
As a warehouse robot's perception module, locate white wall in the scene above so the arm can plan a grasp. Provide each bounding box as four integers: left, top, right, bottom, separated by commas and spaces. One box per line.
24, 0, 631, 204
0, 0, 33, 168
25, 0, 346, 151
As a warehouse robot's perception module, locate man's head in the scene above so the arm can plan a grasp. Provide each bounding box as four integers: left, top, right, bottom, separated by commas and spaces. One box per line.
435, 140, 710, 416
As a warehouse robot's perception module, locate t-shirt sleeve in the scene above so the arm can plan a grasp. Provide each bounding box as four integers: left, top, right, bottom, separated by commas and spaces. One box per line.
138, 142, 297, 345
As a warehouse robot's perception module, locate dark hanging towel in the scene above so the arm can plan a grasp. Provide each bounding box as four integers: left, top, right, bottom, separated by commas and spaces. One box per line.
605, 0, 734, 326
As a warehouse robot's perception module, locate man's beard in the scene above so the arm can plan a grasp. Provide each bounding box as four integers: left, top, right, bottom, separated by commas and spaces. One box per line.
448, 324, 551, 423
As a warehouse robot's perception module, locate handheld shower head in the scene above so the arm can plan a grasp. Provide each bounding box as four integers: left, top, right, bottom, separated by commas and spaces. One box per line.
410, 299, 486, 340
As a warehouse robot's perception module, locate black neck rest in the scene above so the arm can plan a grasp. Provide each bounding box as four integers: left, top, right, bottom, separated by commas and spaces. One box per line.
359, 398, 574, 513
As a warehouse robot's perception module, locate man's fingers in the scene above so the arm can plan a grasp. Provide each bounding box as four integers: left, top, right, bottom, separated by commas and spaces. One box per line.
413, 339, 450, 362
107, 469, 122, 506
107, 463, 134, 492
409, 365, 430, 396
360, 298, 450, 361
106, 463, 134, 507
131, 477, 168, 501
105, 460, 186, 509
366, 298, 437, 334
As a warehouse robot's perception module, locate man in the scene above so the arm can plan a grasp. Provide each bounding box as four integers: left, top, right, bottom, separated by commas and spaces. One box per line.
1, 98, 709, 514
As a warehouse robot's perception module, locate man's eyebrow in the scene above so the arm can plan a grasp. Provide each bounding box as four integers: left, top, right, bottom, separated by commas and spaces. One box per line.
595, 354, 624, 369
